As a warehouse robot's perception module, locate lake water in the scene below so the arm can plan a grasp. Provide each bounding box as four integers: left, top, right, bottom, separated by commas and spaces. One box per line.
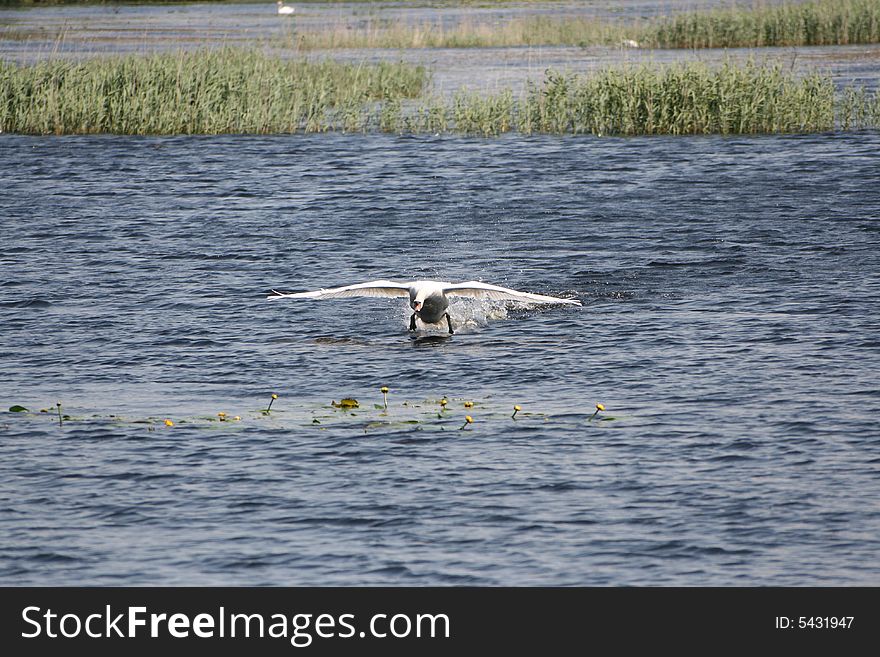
1, 132, 879, 585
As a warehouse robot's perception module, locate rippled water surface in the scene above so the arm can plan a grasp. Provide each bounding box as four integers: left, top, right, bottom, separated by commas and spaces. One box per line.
1, 132, 879, 585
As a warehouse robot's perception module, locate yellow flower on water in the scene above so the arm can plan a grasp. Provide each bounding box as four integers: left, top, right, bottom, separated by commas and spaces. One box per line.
380, 386, 389, 394
596, 403, 605, 411
439, 398, 448, 409
271, 394, 278, 400
465, 415, 473, 423
464, 401, 474, 408
164, 419, 174, 427
512, 404, 522, 418
233, 416, 241, 421
218, 412, 227, 420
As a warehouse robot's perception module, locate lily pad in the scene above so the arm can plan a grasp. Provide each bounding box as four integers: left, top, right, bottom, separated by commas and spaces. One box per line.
8, 405, 29, 413
331, 398, 359, 409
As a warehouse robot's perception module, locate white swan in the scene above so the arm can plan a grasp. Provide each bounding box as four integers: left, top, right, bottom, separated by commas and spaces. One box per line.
268, 280, 581, 334
276, 1, 295, 15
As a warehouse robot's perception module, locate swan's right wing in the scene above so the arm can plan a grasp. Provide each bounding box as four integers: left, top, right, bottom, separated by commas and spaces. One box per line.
267, 280, 411, 301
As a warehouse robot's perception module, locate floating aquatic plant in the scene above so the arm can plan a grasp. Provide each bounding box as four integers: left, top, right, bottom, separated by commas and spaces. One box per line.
589, 403, 606, 422
265, 393, 278, 413
380, 386, 389, 409
8, 405, 28, 413
3, 391, 606, 432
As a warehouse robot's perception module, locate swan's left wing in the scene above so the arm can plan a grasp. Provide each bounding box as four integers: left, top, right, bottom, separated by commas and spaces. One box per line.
443, 281, 581, 306
267, 280, 411, 301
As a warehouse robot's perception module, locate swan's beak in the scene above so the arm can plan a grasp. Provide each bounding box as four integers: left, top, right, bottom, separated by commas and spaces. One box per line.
413, 302, 422, 312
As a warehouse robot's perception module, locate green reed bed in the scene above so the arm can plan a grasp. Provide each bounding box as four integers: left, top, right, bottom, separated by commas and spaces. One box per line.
3, 1, 879, 50
646, 0, 880, 49
451, 61, 841, 136
294, 15, 629, 51
0, 49, 428, 135
288, 0, 880, 51
396, 61, 880, 136
2, 54, 878, 135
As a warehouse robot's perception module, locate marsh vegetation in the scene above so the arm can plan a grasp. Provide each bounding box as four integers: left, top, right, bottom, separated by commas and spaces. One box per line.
647, 0, 880, 49
2, 50, 878, 135
408, 61, 880, 135
2, 2, 879, 135
291, 0, 880, 51
0, 49, 427, 134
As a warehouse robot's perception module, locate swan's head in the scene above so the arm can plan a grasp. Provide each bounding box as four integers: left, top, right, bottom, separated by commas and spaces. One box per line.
411, 289, 428, 312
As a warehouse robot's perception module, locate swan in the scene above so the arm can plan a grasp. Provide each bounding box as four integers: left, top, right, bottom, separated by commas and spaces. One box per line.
276, 1, 295, 15
267, 280, 581, 334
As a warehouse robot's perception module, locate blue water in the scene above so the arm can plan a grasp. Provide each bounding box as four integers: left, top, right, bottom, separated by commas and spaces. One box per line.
1, 132, 879, 585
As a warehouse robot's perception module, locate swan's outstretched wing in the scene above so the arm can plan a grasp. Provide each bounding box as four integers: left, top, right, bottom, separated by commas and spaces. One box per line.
443, 281, 581, 306
267, 280, 411, 301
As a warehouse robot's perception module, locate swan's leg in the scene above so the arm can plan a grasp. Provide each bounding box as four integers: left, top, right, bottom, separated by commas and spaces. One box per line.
410, 313, 417, 331
445, 313, 454, 334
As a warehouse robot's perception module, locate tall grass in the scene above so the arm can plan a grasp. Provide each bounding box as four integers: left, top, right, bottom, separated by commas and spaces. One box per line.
403, 61, 880, 136
0, 49, 428, 135
295, 16, 630, 51
521, 61, 839, 136
4, 0, 877, 50
647, 0, 880, 48
2, 52, 878, 135
289, 0, 880, 51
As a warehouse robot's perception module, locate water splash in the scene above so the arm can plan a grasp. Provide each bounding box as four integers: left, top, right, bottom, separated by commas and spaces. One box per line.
395, 299, 509, 333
